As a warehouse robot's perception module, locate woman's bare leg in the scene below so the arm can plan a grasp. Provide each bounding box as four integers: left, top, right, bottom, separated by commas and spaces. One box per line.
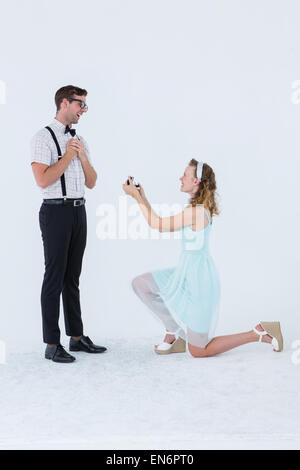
188, 324, 273, 358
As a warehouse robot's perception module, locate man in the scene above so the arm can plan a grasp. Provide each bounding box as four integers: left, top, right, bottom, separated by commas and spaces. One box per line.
31, 85, 107, 363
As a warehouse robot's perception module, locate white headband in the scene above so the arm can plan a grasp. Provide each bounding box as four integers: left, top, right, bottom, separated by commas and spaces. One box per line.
197, 161, 204, 181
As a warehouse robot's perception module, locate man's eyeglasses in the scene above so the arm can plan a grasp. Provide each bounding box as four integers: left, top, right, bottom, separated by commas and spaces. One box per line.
67, 98, 88, 111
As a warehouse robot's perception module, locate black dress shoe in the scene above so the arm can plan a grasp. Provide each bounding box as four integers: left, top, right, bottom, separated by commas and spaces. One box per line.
45, 344, 76, 363
69, 335, 107, 354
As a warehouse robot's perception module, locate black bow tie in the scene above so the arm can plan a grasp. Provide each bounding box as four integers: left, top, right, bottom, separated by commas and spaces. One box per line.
65, 125, 76, 137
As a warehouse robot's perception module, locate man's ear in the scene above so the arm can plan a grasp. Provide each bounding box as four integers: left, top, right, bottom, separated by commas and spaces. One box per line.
62, 98, 68, 109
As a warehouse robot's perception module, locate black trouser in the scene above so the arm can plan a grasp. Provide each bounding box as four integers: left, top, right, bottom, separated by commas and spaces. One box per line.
39, 202, 87, 344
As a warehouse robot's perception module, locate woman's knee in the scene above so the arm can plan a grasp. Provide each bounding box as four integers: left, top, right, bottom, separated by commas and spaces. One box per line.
131, 276, 141, 293
132, 273, 149, 293
188, 342, 207, 358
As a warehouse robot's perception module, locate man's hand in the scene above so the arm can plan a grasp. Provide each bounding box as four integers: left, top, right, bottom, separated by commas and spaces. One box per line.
66, 140, 79, 159
67, 138, 86, 160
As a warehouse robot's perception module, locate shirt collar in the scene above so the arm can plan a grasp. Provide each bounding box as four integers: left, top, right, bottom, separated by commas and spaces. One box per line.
50, 118, 69, 135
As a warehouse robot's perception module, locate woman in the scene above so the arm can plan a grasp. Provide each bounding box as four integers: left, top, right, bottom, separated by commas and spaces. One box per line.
122, 159, 283, 357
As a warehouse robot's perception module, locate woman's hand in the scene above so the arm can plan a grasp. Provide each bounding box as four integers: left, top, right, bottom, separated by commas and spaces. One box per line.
138, 182, 146, 200
122, 176, 140, 199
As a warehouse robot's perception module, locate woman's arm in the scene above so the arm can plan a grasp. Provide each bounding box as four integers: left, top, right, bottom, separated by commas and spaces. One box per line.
134, 192, 199, 232
123, 177, 204, 232
137, 182, 160, 216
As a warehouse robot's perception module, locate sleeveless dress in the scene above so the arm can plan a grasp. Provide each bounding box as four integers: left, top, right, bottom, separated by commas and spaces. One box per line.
151, 207, 221, 341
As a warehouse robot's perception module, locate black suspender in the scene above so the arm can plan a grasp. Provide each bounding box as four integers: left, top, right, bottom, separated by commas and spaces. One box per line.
45, 126, 67, 200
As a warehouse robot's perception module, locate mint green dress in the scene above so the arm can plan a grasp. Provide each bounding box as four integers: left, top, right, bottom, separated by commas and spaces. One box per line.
151, 208, 221, 341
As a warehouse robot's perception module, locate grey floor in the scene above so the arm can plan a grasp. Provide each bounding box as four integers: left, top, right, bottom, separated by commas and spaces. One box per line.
0, 337, 299, 450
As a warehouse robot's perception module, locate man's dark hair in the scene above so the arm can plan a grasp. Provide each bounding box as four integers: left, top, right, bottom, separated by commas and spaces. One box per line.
55, 85, 88, 111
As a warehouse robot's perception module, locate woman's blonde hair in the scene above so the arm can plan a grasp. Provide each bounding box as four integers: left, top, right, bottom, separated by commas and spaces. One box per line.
188, 159, 220, 221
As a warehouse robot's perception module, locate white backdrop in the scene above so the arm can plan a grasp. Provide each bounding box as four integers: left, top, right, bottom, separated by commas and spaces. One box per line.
0, 0, 299, 352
